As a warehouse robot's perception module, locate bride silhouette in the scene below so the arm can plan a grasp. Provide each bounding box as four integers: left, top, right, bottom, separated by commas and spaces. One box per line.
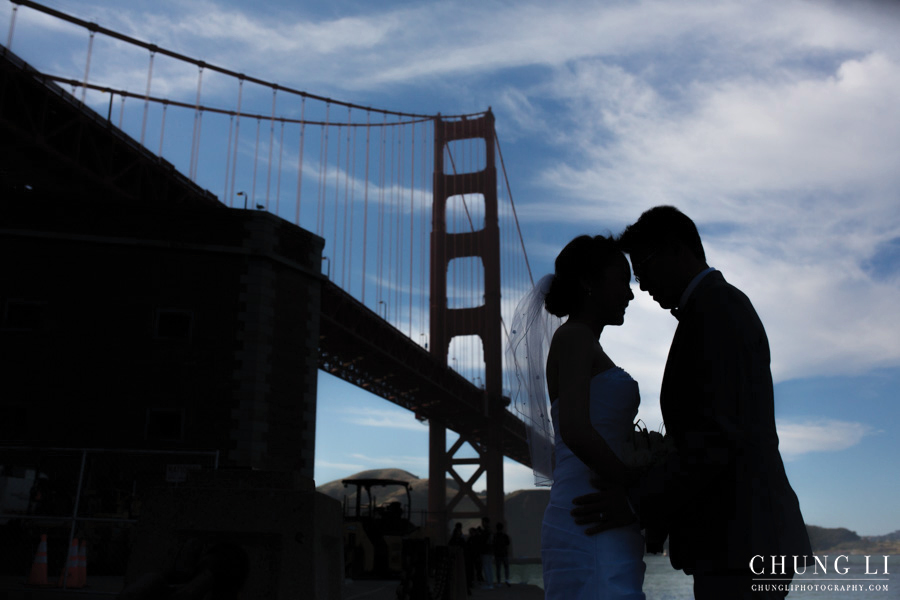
508, 234, 645, 600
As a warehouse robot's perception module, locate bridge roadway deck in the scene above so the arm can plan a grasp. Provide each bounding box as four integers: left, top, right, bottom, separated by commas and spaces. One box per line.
1, 42, 529, 468
318, 280, 531, 467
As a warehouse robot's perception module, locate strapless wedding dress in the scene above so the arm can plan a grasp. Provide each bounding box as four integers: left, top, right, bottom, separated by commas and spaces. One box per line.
542, 367, 646, 600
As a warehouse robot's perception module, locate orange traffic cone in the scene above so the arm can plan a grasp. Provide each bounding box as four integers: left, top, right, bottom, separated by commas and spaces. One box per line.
75, 539, 88, 588
26, 534, 49, 586
57, 538, 82, 589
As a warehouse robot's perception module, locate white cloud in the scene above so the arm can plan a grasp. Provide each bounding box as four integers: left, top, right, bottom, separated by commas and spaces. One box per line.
504, 459, 543, 492
512, 22, 900, 385
316, 459, 366, 472
341, 407, 428, 432
11, 0, 900, 408
348, 453, 428, 471
777, 418, 876, 457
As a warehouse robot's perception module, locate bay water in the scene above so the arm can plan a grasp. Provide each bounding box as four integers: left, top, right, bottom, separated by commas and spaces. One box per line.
510, 554, 897, 599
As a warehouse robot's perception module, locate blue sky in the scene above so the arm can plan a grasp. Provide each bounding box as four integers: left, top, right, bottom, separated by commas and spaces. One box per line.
5, 0, 899, 536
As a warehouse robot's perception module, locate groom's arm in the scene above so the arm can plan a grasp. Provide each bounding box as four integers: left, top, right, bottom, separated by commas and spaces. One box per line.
570, 480, 637, 535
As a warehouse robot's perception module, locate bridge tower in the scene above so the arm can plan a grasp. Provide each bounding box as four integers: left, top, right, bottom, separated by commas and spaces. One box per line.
429, 111, 504, 543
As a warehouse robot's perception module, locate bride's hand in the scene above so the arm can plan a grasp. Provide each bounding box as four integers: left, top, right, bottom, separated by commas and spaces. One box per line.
570, 482, 636, 535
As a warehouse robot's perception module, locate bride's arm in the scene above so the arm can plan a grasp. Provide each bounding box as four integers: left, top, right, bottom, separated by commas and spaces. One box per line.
553, 324, 632, 485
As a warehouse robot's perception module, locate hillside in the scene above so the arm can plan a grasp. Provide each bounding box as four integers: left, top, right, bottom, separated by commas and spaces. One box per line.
809, 525, 900, 554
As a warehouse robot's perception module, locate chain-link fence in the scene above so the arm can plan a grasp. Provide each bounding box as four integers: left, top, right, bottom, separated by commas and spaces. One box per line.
0, 446, 218, 586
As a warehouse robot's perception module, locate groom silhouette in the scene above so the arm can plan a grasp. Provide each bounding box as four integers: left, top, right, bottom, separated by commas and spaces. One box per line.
573, 206, 811, 599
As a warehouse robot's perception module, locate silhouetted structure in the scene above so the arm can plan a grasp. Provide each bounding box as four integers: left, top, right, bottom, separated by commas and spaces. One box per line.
1, 46, 323, 475
1, 45, 342, 599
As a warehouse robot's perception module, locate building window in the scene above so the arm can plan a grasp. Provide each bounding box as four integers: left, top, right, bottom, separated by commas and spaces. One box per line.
2, 300, 47, 331
145, 408, 185, 441
154, 309, 193, 341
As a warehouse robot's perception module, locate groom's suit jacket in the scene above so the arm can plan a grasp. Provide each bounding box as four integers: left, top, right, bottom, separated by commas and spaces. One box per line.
658, 270, 811, 573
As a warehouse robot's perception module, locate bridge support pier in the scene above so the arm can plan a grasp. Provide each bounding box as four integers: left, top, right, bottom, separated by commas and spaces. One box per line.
428, 111, 505, 543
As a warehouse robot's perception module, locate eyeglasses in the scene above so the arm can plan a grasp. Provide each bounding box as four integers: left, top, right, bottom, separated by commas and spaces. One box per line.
632, 248, 660, 285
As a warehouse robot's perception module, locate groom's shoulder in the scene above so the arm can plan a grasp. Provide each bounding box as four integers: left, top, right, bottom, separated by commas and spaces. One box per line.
693, 273, 764, 327
697, 271, 752, 305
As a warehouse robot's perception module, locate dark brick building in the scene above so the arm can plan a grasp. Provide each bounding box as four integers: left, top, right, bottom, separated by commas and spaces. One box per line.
1, 46, 324, 477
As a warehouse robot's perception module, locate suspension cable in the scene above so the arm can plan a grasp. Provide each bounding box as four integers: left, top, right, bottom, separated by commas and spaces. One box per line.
11, 0, 485, 122
495, 133, 533, 287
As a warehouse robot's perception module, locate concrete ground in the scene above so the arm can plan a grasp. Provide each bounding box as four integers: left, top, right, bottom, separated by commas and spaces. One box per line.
343, 579, 544, 600
0, 575, 122, 599
1, 576, 544, 600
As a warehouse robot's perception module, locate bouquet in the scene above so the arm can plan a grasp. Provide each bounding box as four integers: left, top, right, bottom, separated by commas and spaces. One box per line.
621, 420, 674, 471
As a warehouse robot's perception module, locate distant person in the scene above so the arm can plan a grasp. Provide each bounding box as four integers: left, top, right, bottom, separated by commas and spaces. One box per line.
493, 523, 511, 587
464, 527, 479, 592
470, 526, 485, 583
480, 517, 495, 589
573, 206, 812, 599
507, 234, 645, 599
449, 522, 465, 547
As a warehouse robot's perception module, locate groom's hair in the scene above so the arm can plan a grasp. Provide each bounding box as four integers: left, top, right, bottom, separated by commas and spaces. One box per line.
618, 205, 706, 262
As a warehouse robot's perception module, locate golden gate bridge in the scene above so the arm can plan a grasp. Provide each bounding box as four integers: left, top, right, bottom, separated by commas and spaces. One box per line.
3, 0, 539, 540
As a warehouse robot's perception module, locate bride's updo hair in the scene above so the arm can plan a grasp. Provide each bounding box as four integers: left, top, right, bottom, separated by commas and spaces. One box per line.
544, 234, 620, 318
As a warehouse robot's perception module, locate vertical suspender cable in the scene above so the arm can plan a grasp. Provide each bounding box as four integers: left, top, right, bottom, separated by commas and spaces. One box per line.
117, 96, 126, 129
332, 123, 342, 281
140, 50, 156, 147
349, 122, 359, 293
294, 97, 306, 225
394, 124, 403, 327
420, 120, 428, 346
275, 121, 285, 216
342, 108, 353, 291
6, 4, 18, 52
193, 109, 205, 182
80, 29, 96, 104
394, 125, 403, 325
223, 114, 233, 203
409, 122, 416, 337
250, 118, 262, 207
264, 87, 277, 210
229, 77, 245, 206
377, 113, 387, 310
317, 103, 331, 237
189, 65, 205, 181
361, 111, 371, 304
387, 124, 396, 323
158, 101, 168, 157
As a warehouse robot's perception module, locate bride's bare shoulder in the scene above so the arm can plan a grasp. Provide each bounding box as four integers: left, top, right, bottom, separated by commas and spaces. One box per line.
549, 322, 596, 363
551, 320, 595, 345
